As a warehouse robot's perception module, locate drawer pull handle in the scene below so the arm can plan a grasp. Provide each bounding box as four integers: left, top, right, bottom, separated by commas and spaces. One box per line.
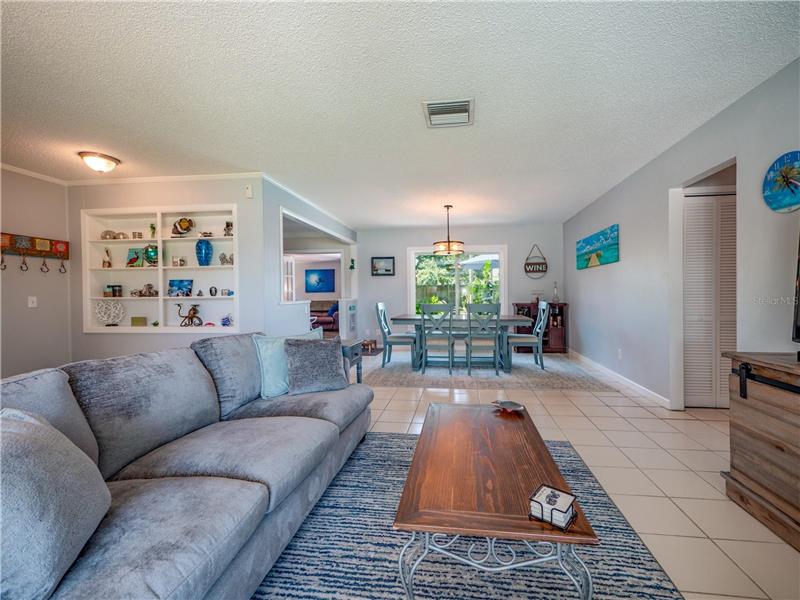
738, 362, 752, 399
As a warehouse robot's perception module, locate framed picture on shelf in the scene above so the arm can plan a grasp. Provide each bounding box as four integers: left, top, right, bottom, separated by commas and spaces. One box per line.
125, 248, 144, 268
371, 256, 395, 276
168, 279, 193, 297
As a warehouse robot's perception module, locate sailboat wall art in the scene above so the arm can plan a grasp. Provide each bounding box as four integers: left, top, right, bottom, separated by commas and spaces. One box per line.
576, 224, 620, 270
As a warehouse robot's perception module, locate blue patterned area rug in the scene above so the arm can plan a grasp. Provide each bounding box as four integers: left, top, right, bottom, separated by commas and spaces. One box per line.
253, 434, 681, 599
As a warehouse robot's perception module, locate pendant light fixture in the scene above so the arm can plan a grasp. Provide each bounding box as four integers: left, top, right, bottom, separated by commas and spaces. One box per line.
433, 204, 464, 256
78, 151, 120, 173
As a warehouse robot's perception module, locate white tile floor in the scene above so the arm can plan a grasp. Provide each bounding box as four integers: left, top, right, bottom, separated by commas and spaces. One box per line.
358, 353, 800, 600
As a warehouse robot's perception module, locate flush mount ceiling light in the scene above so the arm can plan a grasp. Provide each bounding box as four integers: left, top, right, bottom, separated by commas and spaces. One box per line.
432, 204, 464, 256
78, 151, 120, 173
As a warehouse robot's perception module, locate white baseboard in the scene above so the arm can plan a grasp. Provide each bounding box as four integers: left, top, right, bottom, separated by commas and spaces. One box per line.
569, 350, 672, 409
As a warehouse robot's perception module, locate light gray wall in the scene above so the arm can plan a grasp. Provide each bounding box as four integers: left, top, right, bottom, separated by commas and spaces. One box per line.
293, 259, 340, 301
563, 59, 800, 398
1, 169, 71, 376
67, 177, 266, 360
356, 223, 563, 339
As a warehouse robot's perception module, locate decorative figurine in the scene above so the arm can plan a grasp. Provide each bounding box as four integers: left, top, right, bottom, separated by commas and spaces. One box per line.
130, 283, 158, 297
196, 290, 204, 297
209, 286, 218, 297
200, 231, 213, 237
132, 231, 143, 239
114, 232, 130, 239
100, 230, 116, 240
195, 239, 213, 266
149, 223, 156, 239
171, 217, 195, 237
102, 248, 112, 269
221, 313, 233, 327
219, 252, 233, 266
143, 244, 158, 266
223, 221, 233, 237
94, 300, 126, 327
176, 303, 203, 327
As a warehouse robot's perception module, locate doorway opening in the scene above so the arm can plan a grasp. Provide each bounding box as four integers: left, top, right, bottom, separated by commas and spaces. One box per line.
680, 163, 737, 408
281, 211, 357, 338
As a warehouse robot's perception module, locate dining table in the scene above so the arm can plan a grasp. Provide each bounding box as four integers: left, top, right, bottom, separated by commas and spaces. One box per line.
390, 313, 533, 373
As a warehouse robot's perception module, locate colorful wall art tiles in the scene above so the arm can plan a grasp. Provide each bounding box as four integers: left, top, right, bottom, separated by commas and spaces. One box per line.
1, 232, 69, 259
576, 224, 620, 270
763, 150, 800, 213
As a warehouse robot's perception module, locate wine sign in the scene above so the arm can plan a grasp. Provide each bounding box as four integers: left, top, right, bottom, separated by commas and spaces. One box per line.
524, 244, 548, 279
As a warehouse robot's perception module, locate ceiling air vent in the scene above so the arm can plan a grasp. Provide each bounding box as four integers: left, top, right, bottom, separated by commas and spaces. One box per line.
423, 98, 474, 128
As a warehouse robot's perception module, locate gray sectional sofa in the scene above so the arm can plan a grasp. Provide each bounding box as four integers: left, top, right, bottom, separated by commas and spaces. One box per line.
0, 333, 373, 600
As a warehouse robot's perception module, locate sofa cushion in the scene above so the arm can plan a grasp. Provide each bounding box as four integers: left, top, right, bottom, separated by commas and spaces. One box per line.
1, 408, 111, 600
190, 333, 262, 418
285, 338, 348, 395
253, 328, 322, 399
62, 348, 219, 479
113, 416, 338, 512
51, 477, 267, 600
1, 368, 98, 463
227, 383, 373, 433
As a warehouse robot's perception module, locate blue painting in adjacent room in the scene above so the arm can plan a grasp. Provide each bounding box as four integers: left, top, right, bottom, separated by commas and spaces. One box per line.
305, 269, 336, 293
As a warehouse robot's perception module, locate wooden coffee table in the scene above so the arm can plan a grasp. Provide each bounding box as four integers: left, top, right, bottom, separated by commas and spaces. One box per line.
393, 404, 598, 599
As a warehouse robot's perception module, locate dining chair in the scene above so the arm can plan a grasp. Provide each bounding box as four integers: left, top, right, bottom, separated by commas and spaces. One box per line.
507, 300, 550, 370
419, 304, 455, 375
465, 303, 501, 375
375, 302, 415, 368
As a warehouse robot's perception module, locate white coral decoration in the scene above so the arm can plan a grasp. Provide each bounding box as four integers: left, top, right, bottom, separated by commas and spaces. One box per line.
94, 300, 126, 325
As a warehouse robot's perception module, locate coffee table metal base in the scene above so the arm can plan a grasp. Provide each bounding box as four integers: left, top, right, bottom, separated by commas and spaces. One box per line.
398, 532, 593, 599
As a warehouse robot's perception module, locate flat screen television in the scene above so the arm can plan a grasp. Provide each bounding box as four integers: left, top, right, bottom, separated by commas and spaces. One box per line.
794, 233, 800, 349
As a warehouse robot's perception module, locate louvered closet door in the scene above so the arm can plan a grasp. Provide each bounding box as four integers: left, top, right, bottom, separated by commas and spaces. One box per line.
684, 199, 716, 407
717, 197, 737, 408
683, 195, 737, 408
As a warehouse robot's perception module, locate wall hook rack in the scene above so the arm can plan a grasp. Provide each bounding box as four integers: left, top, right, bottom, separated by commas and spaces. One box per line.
19, 255, 29, 271
40, 257, 50, 273
59, 259, 67, 274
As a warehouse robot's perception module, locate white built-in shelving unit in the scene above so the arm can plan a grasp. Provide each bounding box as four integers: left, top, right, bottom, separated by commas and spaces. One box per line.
81, 205, 239, 333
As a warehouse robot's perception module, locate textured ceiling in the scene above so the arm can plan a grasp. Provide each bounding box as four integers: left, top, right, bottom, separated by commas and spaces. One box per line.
2, 2, 798, 228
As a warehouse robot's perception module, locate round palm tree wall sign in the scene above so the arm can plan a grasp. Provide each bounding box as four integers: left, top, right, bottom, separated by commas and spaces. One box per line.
763, 150, 800, 213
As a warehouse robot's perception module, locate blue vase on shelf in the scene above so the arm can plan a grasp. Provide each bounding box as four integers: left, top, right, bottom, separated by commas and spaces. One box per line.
195, 239, 213, 266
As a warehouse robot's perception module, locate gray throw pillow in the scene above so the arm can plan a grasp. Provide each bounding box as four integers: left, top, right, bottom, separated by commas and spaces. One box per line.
1, 408, 111, 600
191, 333, 262, 418
1, 368, 99, 463
285, 338, 348, 395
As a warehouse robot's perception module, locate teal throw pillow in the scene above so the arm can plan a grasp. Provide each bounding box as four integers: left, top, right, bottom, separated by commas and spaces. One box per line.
253, 328, 323, 398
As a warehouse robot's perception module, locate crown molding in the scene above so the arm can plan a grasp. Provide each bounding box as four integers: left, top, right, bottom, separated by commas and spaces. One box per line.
1, 163, 353, 233
262, 174, 354, 232
66, 171, 263, 186
1, 163, 68, 186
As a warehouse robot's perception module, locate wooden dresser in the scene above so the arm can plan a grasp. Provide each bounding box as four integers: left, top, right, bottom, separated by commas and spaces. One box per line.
721, 352, 800, 550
